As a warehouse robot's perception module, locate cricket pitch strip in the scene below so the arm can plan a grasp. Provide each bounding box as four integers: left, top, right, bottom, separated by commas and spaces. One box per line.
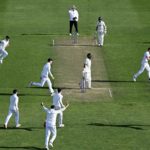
51, 36, 112, 102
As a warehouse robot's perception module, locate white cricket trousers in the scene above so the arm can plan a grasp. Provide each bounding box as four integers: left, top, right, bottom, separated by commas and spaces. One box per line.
55, 107, 63, 126
86, 72, 91, 88
0, 49, 8, 60
5, 109, 19, 126
32, 77, 54, 93
45, 126, 57, 147
134, 63, 150, 79
98, 31, 105, 46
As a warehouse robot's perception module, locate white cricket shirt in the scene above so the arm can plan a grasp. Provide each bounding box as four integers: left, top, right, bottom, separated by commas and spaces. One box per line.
1, 39, 9, 50
84, 58, 91, 72
97, 21, 106, 32
141, 51, 150, 64
41, 62, 53, 78
52, 92, 64, 109
43, 107, 65, 127
9, 94, 19, 111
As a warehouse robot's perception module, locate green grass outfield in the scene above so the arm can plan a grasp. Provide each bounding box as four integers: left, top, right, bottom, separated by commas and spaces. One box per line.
0, 0, 150, 149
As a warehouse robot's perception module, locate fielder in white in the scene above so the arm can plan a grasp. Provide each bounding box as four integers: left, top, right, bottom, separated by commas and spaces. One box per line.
41, 102, 69, 150
52, 88, 65, 127
29, 58, 54, 94
133, 48, 150, 81
0, 36, 10, 64
4, 89, 21, 129
96, 17, 107, 47
84, 53, 92, 88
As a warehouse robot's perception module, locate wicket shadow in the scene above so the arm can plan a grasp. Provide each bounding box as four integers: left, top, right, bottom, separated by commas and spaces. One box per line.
0, 146, 44, 150
87, 123, 150, 130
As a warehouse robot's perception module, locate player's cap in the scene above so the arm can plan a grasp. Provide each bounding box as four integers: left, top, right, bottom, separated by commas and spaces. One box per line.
6, 36, 10, 39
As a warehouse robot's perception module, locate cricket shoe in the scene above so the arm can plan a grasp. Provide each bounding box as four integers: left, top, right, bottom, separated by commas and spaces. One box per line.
69, 33, 72, 36
59, 124, 64, 128
49, 142, 53, 148
0, 59, 3, 64
28, 81, 33, 87
50, 92, 54, 96
45, 146, 49, 150
16, 124, 21, 128
4, 124, 7, 129
133, 75, 136, 82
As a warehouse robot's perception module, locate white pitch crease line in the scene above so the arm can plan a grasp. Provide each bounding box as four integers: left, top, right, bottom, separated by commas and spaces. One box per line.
92, 87, 109, 90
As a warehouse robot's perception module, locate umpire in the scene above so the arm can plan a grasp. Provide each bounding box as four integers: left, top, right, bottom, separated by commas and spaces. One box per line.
68, 5, 79, 36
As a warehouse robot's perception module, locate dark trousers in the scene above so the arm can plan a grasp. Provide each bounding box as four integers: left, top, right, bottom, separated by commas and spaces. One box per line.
69, 21, 78, 33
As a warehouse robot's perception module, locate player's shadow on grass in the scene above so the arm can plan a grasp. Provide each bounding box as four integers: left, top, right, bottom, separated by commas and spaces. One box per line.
0, 146, 44, 149
142, 42, 150, 44
0, 127, 43, 131
0, 92, 49, 97
88, 123, 150, 130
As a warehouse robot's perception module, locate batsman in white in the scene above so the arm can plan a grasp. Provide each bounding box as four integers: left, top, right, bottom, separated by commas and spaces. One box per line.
79, 64, 89, 92
4, 89, 21, 129
133, 47, 150, 81
52, 88, 65, 128
96, 17, 107, 47
29, 58, 55, 94
41, 102, 69, 150
0, 36, 10, 64
84, 53, 92, 88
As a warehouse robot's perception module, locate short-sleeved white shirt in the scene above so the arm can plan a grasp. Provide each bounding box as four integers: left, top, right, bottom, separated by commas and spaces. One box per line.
141, 51, 150, 64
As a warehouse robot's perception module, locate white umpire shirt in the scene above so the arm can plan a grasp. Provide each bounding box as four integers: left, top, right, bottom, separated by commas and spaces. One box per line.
52, 92, 64, 109
141, 51, 150, 64
9, 94, 19, 111
43, 106, 65, 127
41, 62, 53, 78
68, 9, 79, 21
